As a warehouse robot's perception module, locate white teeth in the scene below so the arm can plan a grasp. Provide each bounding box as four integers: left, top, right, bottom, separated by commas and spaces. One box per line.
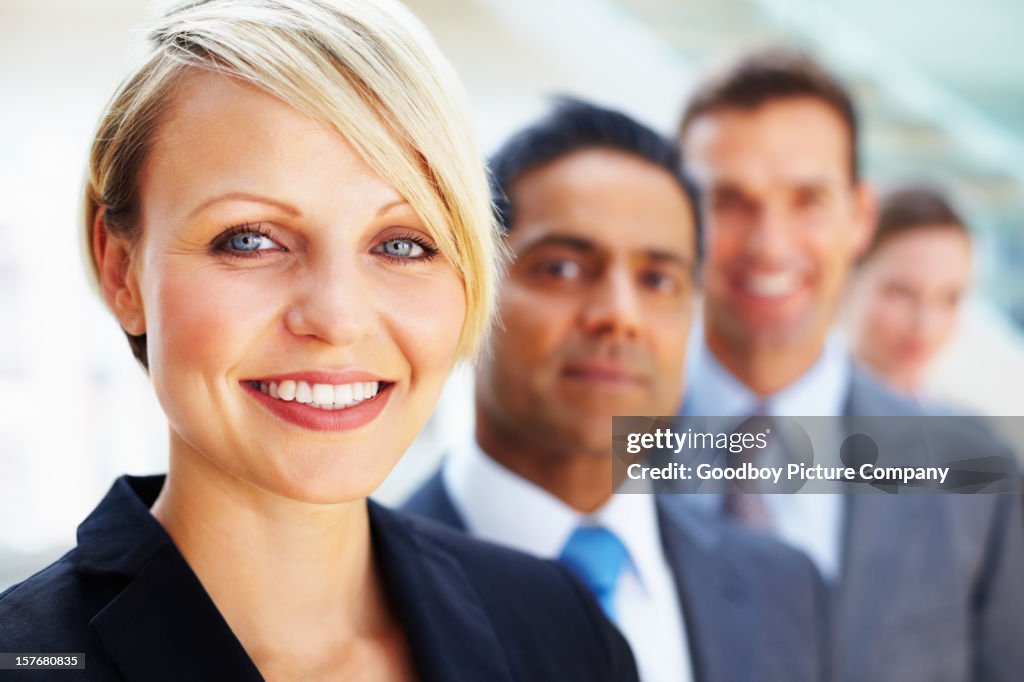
255, 379, 381, 410
746, 272, 799, 298
312, 383, 334, 405
278, 380, 296, 401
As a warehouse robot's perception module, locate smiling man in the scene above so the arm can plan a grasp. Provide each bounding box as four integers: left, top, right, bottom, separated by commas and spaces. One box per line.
402, 99, 830, 682
678, 48, 1024, 682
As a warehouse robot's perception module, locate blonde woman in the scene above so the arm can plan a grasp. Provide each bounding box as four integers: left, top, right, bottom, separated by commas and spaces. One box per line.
0, 1, 638, 680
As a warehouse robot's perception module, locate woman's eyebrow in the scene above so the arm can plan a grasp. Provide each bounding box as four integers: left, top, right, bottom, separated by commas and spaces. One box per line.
185, 192, 303, 220
376, 198, 410, 216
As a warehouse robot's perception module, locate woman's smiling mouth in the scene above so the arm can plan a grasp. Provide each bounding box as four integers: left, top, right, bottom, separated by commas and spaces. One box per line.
242, 372, 395, 431
247, 379, 384, 411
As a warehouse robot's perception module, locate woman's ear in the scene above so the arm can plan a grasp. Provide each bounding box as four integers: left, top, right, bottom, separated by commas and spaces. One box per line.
92, 209, 145, 335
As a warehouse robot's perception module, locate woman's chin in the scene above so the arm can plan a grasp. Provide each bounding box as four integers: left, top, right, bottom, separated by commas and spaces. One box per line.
247, 455, 395, 506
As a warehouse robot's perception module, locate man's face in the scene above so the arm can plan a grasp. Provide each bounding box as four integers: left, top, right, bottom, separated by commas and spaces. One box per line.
476, 149, 697, 455
683, 97, 873, 353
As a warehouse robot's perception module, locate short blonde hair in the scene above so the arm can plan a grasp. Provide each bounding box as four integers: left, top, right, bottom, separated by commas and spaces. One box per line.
85, 0, 498, 365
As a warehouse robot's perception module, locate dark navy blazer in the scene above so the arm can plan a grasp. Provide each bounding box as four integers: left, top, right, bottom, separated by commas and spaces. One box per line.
0, 475, 639, 681
403, 471, 832, 682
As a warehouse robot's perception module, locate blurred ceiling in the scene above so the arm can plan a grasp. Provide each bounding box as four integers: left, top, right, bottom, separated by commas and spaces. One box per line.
837, 0, 1024, 135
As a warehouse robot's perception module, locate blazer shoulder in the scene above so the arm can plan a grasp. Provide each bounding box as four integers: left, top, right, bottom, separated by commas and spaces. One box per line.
399, 468, 465, 529
846, 365, 924, 416
0, 550, 118, 650
659, 496, 822, 588
396, 510, 639, 681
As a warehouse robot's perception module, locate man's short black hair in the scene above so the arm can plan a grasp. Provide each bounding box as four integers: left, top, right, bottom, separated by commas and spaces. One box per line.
679, 47, 860, 182
489, 97, 702, 258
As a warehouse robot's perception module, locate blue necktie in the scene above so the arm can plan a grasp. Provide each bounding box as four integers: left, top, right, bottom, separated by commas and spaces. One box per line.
558, 525, 629, 622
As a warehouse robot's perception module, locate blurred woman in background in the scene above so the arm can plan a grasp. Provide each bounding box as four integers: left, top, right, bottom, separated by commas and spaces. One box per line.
846, 185, 973, 396
0, 1, 637, 679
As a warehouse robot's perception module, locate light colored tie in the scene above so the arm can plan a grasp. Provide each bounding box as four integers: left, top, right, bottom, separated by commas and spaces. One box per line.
722, 401, 774, 530
558, 525, 629, 622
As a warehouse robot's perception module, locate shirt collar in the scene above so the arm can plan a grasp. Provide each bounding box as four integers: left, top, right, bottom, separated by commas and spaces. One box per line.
72, 475, 173, 576
685, 333, 851, 417
443, 440, 666, 591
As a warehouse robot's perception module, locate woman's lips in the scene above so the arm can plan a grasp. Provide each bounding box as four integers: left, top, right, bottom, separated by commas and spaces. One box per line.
241, 378, 394, 432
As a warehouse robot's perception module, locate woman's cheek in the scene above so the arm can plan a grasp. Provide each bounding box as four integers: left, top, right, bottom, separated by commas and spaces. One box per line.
146, 262, 270, 403
375, 269, 466, 383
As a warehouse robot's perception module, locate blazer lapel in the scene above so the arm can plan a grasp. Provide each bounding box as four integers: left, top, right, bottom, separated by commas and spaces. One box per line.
90, 543, 264, 682
78, 477, 514, 682
73, 476, 264, 681
657, 498, 756, 682
368, 502, 516, 682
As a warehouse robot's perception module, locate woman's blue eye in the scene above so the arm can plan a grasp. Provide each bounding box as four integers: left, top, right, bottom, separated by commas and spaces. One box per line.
228, 232, 277, 252
381, 238, 424, 258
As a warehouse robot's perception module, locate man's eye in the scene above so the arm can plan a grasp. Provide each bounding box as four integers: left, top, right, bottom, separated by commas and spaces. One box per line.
536, 259, 582, 280
794, 191, 826, 209
713, 194, 753, 212
641, 270, 679, 294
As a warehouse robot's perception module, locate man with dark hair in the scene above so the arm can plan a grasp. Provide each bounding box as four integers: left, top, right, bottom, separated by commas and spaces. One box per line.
679, 48, 860, 181
403, 98, 830, 682
678, 47, 1024, 681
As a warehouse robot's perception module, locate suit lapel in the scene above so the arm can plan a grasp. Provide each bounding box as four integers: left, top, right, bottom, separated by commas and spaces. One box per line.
397, 468, 467, 530
369, 502, 516, 682
71, 476, 261, 681
89, 542, 264, 682
657, 498, 757, 682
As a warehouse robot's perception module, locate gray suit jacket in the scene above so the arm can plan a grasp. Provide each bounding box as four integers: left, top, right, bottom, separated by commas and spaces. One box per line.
832, 368, 1024, 682
402, 470, 831, 682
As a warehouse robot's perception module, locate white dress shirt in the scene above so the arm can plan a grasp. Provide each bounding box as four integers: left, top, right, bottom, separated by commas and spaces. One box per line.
684, 332, 851, 580
443, 440, 693, 682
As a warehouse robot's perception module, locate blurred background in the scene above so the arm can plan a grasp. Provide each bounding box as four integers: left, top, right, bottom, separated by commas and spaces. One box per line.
2, 0, 1022, 589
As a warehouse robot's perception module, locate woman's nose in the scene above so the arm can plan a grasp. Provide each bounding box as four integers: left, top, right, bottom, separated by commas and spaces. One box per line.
283, 257, 376, 347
